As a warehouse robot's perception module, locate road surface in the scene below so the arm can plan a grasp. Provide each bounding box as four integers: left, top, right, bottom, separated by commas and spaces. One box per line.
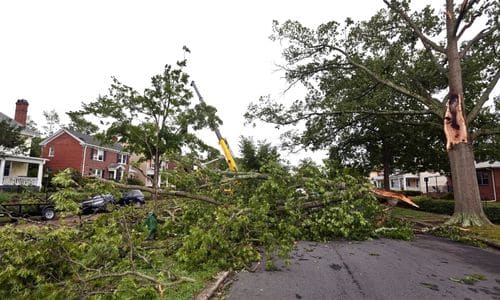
228, 235, 500, 299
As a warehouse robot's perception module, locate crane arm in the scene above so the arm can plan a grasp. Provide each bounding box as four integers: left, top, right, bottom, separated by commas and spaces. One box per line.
191, 81, 238, 172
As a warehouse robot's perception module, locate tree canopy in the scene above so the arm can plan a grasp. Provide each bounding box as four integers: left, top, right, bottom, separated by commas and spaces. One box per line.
76, 56, 221, 197
0, 120, 25, 154
238, 136, 281, 172
246, 0, 499, 226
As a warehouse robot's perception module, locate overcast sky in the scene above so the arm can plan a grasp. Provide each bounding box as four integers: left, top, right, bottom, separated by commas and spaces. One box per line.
1, 0, 436, 164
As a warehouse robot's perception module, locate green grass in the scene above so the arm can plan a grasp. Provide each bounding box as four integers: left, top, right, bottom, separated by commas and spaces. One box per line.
469, 225, 500, 242
392, 207, 500, 245
391, 207, 449, 223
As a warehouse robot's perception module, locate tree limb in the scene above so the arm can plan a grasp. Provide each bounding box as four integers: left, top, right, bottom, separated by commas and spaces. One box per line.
84, 271, 195, 287
466, 70, 500, 124
99, 179, 222, 206
331, 47, 444, 117
165, 191, 221, 206
460, 27, 495, 58
453, 0, 481, 37
383, 0, 446, 54
470, 127, 500, 140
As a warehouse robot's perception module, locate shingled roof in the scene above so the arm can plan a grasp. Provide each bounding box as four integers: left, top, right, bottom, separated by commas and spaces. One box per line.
41, 128, 126, 152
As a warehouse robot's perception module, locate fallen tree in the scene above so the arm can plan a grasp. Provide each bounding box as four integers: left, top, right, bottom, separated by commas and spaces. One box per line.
0, 164, 415, 298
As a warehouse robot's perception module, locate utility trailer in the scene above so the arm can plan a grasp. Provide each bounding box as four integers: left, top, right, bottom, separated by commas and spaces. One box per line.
0, 203, 56, 221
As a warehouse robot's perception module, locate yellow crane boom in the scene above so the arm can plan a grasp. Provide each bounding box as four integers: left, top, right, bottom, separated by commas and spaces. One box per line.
191, 81, 238, 172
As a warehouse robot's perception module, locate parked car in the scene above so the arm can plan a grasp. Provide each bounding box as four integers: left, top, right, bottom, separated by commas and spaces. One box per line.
80, 190, 145, 214
118, 190, 145, 206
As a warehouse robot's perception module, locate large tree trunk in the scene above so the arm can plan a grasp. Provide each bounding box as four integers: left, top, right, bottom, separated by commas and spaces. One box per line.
444, 0, 491, 226
447, 143, 491, 226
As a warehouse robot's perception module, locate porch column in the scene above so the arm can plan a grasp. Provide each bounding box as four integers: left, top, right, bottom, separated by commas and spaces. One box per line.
0, 159, 5, 185
36, 161, 44, 188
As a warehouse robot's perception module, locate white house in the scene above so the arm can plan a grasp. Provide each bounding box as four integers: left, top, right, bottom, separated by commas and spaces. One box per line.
0, 100, 46, 190
370, 171, 449, 193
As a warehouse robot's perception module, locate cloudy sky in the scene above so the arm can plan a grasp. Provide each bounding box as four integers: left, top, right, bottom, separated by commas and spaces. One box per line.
1, 0, 431, 164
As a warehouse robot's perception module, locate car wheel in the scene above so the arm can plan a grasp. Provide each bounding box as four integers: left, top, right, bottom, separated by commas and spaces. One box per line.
42, 207, 55, 220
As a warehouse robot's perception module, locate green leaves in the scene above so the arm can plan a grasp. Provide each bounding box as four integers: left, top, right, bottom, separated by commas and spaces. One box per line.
0, 119, 25, 152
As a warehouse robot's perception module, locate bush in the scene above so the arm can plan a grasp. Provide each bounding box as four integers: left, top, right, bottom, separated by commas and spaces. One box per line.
482, 202, 500, 224
413, 198, 455, 215
402, 190, 422, 197
0, 192, 10, 203
412, 198, 500, 224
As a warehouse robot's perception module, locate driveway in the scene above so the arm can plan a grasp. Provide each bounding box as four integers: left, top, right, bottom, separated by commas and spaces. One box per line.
228, 235, 500, 299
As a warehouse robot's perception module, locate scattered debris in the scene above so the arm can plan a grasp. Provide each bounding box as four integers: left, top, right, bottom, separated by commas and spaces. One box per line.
420, 282, 439, 291
449, 274, 486, 285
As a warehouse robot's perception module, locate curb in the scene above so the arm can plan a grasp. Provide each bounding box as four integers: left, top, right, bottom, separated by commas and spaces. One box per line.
196, 271, 231, 300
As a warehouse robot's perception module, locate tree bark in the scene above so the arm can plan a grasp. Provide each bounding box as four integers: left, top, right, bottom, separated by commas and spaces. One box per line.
447, 143, 491, 225
444, 0, 490, 226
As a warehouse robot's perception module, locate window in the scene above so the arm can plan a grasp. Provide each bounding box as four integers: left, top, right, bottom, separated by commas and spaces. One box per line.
48, 146, 55, 157
477, 171, 489, 185
3, 161, 11, 176
406, 178, 419, 188
117, 153, 127, 164
93, 169, 102, 178
92, 149, 105, 161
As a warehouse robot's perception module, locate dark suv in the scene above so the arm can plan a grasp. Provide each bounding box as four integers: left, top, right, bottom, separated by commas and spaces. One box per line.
118, 190, 145, 206
81, 190, 145, 214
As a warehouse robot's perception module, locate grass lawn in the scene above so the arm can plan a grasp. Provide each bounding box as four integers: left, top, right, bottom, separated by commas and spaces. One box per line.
391, 207, 449, 223
391, 207, 500, 246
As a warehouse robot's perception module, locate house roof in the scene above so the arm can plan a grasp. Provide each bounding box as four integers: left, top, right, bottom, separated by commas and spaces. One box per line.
41, 128, 127, 153
0, 112, 38, 136
476, 161, 500, 169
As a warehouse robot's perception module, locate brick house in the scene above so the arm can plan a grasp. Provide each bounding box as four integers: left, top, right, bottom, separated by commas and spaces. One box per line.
475, 161, 500, 201
40, 129, 129, 181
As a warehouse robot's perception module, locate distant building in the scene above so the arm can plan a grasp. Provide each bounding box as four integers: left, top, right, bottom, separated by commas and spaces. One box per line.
128, 155, 177, 187
0, 100, 47, 191
40, 129, 129, 181
369, 171, 449, 194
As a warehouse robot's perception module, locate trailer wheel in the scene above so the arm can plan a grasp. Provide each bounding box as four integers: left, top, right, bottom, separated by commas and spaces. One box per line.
42, 207, 55, 220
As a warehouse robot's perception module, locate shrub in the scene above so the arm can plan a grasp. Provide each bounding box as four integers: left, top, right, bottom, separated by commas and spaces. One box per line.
402, 190, 422, 197
412, 198, 500, 224
482, 202, 500, 224
0, 192, 10, 203
414, 198, 454, 215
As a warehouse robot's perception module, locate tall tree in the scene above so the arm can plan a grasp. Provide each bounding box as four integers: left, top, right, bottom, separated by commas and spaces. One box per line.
66, 111, 99, 134
238, 136, 281, 172
247, 0, 498, 226
42, 109, 61, 137
0, 120, 24, 154
79, 56, 220, 203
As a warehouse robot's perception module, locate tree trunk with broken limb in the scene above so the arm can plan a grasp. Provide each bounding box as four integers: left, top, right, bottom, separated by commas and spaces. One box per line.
443, 0, 490, 226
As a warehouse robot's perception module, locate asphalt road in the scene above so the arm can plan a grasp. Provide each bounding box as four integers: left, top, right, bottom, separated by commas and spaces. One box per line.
228, 235, 500, 299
